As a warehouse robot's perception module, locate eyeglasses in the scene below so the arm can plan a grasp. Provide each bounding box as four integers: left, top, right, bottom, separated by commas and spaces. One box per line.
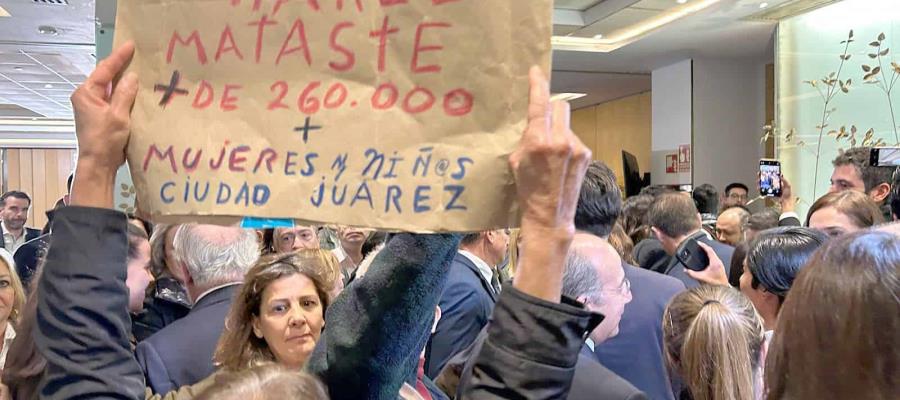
603, 276, 631, 297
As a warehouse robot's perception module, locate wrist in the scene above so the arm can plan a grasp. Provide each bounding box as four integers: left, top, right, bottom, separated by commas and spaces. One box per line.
76, 159, 119, 180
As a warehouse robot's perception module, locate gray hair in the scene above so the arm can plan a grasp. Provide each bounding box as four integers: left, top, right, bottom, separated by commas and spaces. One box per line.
562, 251, 603, 305
173, 224, 259, 289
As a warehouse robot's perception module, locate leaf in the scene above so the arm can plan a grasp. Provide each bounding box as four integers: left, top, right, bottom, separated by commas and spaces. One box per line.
879, 32, 886, 41
827, 130, 838, 136
865, 128, 875, 140
118, 203, 129, 209
829, 72, 836, 78
892, 62, 900, 73
840, 54, 852, 60
870, 53, 879, 59
841, 86, 849, 93
849, 30, 854, 39
870, 41, 881, 47
881, 48, 889, 56
863, 65, 872, 72
804, 80, 818, 87
851, 125, 858, 134
120, 184, 129, 190
786, 129, 796, 142
873, 66, 881, 75
851, 137, 857, 147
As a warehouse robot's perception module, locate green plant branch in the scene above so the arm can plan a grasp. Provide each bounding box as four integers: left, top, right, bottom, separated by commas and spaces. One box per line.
813, 33, 853, 199
875, 43, 899, 143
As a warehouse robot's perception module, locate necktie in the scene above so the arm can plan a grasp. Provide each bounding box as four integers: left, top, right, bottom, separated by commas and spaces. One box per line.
490, 268, 502, 294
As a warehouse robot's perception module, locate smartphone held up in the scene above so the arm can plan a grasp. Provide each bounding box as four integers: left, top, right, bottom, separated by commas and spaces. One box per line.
759, 159, 783, 197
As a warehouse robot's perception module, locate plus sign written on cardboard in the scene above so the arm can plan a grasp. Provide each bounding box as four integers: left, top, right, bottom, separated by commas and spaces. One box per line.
294, 116, 323, 144
153, 70, 190, 107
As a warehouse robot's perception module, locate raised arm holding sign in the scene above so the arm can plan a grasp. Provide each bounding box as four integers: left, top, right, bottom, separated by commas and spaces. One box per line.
113, 0, 552, 232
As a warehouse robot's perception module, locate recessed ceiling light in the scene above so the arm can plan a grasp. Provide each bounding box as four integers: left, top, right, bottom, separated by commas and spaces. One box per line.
550, 93, 588, 102
593, 34, 604, 39
677, 0, 688, 4
13, 67, 23, 71
0, 6, 10, 17
44, 84, 54, 89
759, 2, 769, 8
38, 25, 59, 36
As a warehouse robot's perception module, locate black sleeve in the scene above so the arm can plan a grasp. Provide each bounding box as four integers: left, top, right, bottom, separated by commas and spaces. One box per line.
305, 233, 460, 400
34, 206, 144, 400
778, 216, 802, 227
460, 288, 603, 399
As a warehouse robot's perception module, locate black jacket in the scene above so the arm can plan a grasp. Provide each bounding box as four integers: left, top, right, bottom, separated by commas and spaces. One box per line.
132, 277, 192, 343
458, 289, 613, 399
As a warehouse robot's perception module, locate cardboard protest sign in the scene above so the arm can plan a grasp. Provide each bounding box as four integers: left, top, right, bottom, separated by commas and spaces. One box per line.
113, 0, 552, 232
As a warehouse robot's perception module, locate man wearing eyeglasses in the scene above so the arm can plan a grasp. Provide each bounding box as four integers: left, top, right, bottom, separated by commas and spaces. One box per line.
721, 182, 750, 209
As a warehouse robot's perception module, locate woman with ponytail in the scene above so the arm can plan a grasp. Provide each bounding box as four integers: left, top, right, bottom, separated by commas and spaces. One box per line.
663, 285, 765, 400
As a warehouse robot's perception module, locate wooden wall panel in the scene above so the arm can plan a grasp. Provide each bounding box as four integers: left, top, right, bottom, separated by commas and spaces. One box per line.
570, 92, 652, 189
2, 148, 76, 230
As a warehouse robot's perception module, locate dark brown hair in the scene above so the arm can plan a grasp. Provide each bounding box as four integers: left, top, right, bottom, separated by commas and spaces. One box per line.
648, 193, 701, 238
214, 249, 339, 372
805, 190, 884, 230
766, 231, 900, 400
832, 147, 893, 192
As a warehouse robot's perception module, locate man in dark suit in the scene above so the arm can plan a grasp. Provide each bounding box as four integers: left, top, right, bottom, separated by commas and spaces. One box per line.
134, 223, 259, 394
444, 233, 646, 399
0, 191, 41, 254
575, 161, 685, 400
424, 230, 508, 378
648, 193, 735, 288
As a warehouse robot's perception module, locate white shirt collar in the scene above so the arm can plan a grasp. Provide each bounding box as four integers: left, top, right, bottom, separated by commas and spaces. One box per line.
458, 250, 494, 287
1, 221, 17, 238
194, 282, 242, 304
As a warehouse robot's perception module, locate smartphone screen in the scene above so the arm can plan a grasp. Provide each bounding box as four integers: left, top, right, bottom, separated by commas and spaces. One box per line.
759, 159, 782, 197
870, 147, 900, 167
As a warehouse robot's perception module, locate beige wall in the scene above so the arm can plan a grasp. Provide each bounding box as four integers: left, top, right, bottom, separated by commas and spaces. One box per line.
2, 148, 76, 229
571, 91, 652, 187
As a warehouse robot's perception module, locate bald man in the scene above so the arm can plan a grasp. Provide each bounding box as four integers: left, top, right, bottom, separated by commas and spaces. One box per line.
447, 233, 646, 399
568, 233, 633, 345
716, 207, 750, 246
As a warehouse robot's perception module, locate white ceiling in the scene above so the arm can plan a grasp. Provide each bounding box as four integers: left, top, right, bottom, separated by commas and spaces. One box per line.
0, 0, 94, 122
0, 0, 786, 123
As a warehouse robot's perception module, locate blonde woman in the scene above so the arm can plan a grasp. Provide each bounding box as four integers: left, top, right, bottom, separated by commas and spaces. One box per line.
663, 285, 765, 400
0, 248, 26, 370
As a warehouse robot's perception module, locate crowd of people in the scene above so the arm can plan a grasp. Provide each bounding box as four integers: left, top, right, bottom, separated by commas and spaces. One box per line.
0, 41, 895, 400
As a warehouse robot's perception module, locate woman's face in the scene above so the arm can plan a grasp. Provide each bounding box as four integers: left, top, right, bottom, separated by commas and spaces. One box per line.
252, 273, 325, 369
809, 206, 862, 237
126, 239, 154, 313
0, 261, 15, 325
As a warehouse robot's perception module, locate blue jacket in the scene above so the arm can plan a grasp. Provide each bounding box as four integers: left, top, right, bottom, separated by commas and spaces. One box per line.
135, 283, 240, 394
593, 264, 686, 400
424, 253, 497, 378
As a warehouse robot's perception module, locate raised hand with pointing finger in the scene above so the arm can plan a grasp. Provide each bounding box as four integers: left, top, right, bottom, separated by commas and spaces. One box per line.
69, 41, 139, 209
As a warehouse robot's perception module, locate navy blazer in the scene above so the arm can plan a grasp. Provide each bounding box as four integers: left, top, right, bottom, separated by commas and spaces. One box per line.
135, 284, 240, 394
425, 253, 496, 378
664, 234, 735, 289
593, 264, 686, 400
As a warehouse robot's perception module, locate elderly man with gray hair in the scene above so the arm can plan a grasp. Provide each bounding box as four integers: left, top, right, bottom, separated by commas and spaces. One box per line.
135, 224, 259, 395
